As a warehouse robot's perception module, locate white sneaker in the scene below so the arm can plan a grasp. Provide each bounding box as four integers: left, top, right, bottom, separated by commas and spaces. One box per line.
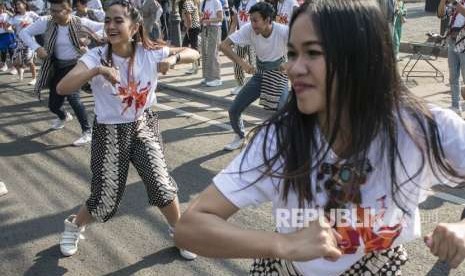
224, 134, 244, 151
199, 78, 207, 85
51, 112, 73, 130
230, 86, 243, 95
73, 131, 92, 146
0, 181, 8, 196
168, 226, 198, 260
18, 68, 24, 81
0, 64, 7, 72
28, 78, 36, 86
185, 63, 198, 75
206, 79, 222, 87
9, 68, 17, 75
60, 215, 85, 257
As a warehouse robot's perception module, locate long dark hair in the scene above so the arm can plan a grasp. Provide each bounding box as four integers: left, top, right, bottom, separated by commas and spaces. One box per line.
103, 0, 164, 67
242, 0, 463, 214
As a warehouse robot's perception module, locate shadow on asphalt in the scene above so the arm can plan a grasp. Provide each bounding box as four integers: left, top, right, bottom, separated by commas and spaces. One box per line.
102, 247, 181, 276
420, 195, 446, 210
0, 129, 71, 156
23, 245, 68, 276
426, 260, 451, 276
171, 149, 230, 203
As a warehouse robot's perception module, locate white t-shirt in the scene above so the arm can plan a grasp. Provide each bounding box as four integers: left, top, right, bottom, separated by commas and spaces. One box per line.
453, 14, 465, 28
9, 11, 39, 33
276, 0, 298, 25
235, 0, 258, 29
200, 0, 223, 26
213, 106, 465, 276
19, 16, 104, 59
0, 13, 10, 34
80, 44, 170, 124
229, 22, 288, 61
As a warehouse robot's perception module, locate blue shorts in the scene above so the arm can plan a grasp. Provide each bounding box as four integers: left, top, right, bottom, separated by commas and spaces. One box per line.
0, 33, 16, 51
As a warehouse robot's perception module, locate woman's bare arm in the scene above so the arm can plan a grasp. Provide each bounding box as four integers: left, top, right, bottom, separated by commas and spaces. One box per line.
174, 185, 342, 261
57, 62, 100, 95
174, 185, 286, 259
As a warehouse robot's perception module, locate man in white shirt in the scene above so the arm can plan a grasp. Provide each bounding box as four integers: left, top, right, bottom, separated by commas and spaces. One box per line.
20, 0, 104, 146
220, 2, 289, 150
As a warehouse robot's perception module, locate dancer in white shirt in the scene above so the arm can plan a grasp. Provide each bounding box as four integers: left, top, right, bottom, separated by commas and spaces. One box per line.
176, 1, 465, 275
20, 0, 104, 146
221, 2, 289, 151
56, 0, 200, 260
9, 0, 39, 84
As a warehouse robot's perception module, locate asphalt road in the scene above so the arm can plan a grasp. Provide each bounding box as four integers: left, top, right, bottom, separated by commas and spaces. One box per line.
1, 71, 465, 276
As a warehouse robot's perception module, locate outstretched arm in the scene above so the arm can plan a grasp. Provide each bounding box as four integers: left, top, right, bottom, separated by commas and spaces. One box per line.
174, 184, 342, 261
57, 62, 119, 95
158, 47, 200, 74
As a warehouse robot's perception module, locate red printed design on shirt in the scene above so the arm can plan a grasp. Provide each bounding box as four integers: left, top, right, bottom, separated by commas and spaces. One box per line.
19, 19, 31, 29
239, 10, 249, 22
0, 21, 8, 29
335, 196, 403, 254
116, 80, 151, 117
202, 10, 212, 21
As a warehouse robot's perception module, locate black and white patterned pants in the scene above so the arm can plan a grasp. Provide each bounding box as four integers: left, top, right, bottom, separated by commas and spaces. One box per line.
249, 245, 408, 276
86, 110, 178, 222
233, 45, 256, 86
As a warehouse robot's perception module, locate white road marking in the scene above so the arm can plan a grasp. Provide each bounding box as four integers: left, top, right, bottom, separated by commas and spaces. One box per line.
155, 103, 233, 131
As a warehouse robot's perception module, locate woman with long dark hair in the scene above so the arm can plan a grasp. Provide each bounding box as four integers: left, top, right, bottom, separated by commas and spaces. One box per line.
56, 0, 200, 259
175, 0, 465, 274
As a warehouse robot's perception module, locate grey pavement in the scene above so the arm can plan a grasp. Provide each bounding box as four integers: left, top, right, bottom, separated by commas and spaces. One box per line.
402, 1, 441, 48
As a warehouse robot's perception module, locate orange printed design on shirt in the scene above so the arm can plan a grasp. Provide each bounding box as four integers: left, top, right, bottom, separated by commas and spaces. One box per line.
335, 198, 403, 254
318, 160, 403, 255
239, 10, 249, 22
116, 80, 151, 117
276, 14, 288, 24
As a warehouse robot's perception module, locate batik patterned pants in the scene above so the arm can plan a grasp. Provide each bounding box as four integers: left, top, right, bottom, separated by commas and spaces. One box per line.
249, 245, 407, 276
86, 110, 178, 222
